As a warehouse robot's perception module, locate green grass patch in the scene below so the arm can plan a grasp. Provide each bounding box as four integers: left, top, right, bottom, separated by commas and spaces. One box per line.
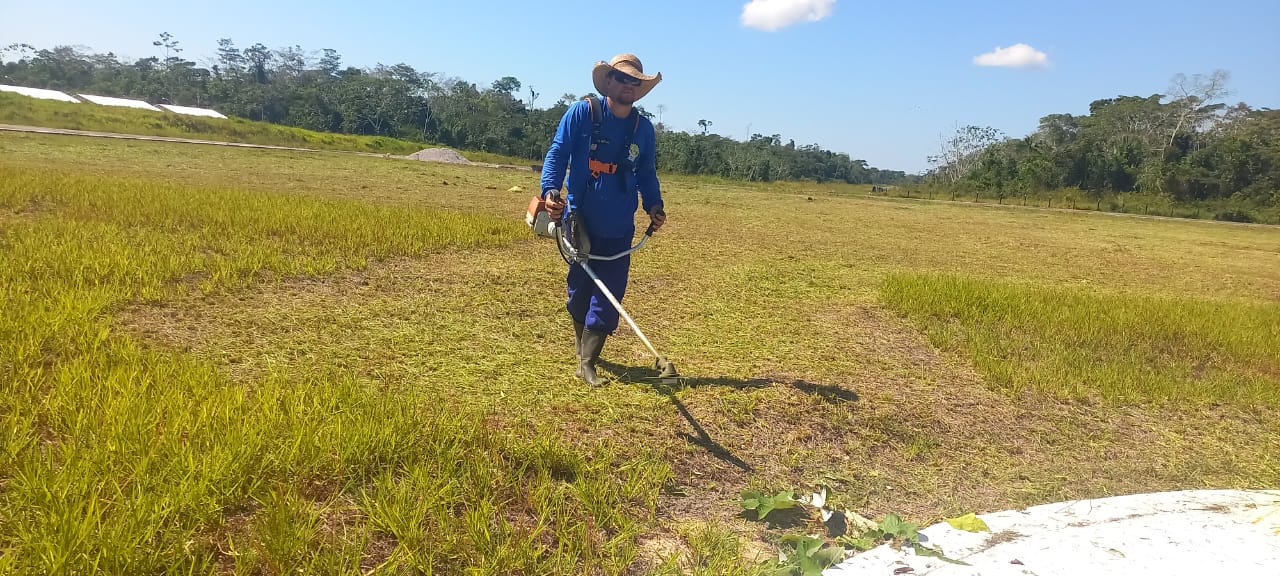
0, 165, 520, 298
0, 163, 675, 573
880, 272, 1280, 406
0, 91, 432, 155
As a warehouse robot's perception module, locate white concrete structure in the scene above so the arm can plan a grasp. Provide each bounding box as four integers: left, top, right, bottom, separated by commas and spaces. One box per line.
157, 104, 228, 119
826, 490, 1280, 576
76, 94, 162, 111
0, 84, 80, 103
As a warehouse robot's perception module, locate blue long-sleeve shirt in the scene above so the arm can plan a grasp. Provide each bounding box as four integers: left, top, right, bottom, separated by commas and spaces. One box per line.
541, 98, 662, 240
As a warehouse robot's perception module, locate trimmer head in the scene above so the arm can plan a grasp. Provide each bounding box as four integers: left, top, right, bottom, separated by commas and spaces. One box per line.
570, 242, 685, 390
648, 357, 685, 386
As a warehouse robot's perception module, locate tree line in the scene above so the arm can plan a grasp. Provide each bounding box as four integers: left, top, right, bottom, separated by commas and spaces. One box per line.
926, 70, 1279, 215
0, 37, 910, 185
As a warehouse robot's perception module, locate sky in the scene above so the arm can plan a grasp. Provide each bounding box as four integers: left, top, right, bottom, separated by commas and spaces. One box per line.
2, 0, 1278, 173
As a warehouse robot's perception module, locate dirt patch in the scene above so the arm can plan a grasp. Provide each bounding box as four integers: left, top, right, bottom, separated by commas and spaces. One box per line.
362, 530, 397, 574
979, 529, 1024, 552
630, 532, 684, 573
202, 501, 259, 574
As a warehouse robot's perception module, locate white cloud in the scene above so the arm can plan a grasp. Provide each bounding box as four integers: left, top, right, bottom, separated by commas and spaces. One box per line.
973, 43, 1050, 68
741, 0, 836, 31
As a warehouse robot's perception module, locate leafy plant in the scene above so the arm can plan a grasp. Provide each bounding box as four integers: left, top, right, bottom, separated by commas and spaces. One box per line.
740, 489, 802, 521
763, 535, 848, 576
837, 513, 968, 565
743, 487, 970, 572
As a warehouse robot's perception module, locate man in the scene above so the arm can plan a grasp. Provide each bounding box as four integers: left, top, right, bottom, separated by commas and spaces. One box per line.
540, 53, 667, 387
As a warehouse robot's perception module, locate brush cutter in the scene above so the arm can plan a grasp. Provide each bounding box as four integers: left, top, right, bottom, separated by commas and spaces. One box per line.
529, 192, 683, 385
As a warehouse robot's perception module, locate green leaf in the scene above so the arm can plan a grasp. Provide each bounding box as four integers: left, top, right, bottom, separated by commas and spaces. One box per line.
780, 533, 822, 552
758, 501, 776, 520
879, 513, 918, 540
812, 545, 847, 567
837, 534, 880, 551
797, 536, 824, 557
776, 535, 846, 576
945, 513, 990, 532
912, 543, 970, 566
797, 555, 825, 576
879, 513, 904, 536
746, 489, 800, 521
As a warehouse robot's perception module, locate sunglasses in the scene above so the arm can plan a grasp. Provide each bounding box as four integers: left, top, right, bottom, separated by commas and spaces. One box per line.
609, 70, 642, 86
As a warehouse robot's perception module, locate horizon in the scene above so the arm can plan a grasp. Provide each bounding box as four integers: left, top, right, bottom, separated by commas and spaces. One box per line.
3, 0, 1277, 174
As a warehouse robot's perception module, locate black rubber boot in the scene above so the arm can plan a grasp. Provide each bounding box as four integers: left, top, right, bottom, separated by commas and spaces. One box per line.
576, 330, 607, 387
574, 321, 585, 349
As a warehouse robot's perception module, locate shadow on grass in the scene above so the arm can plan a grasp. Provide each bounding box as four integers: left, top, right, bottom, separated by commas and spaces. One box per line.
597, 361, 861, 474
737, 506, 813, 530
790, 379, 860, 404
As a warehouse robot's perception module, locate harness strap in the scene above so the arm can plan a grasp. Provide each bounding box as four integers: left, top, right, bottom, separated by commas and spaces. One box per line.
584, 95, 639, 179
589, 158, 617, 176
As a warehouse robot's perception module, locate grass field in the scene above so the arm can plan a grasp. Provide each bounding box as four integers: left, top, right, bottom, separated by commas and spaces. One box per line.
880, 185, 1280, 226
0, 91, 532, 166
1, 130, 1277, 574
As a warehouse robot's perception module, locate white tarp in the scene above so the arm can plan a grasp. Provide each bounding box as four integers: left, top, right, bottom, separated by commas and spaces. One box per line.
826, 490, 1280, 576
0, 84, 80, 103
157, 104, 228, 119
77, 94, 162, 111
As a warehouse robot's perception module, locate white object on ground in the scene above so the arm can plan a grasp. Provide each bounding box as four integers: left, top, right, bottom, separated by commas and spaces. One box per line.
77, 94, 162, 111
408, 148, 470, 164
826, 489, 1280, 576
157, 104, 227, 119
0, 84, 80, 103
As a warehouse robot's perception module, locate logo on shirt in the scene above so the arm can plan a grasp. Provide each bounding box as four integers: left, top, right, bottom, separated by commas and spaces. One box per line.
628, 143, 640, 163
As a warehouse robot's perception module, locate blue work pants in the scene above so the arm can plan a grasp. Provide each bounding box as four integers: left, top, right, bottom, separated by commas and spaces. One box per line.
566, 235, 632, 334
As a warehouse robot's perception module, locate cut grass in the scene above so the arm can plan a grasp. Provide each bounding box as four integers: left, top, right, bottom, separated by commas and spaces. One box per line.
1, 130, 1278, 574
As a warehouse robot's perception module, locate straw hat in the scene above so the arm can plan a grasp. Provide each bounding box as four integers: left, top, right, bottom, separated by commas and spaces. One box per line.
591, 53, 662, 101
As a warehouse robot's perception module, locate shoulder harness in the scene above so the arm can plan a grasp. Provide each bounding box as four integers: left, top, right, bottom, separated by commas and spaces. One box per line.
584, 95, 640, 179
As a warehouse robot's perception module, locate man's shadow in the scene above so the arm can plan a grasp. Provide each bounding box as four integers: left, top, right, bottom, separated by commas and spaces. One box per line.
597, 360, 859, 474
